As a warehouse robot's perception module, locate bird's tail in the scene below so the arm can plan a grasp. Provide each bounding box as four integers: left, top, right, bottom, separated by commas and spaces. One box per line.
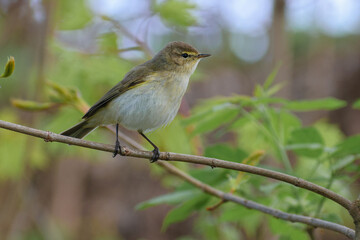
60, 120, 96, 139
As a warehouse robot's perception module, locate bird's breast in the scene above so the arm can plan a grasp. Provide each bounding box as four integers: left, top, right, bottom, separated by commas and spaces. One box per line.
94, 71, 191, 132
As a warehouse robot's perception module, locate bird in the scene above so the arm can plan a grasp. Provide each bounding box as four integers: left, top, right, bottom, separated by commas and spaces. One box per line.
60, 41, 210, 162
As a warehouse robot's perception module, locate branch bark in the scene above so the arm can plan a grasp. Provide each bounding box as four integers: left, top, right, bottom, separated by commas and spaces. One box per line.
0, 119, 356, 239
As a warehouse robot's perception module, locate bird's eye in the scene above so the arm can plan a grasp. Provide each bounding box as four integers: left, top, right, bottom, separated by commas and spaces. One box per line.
182, 53, 189, 58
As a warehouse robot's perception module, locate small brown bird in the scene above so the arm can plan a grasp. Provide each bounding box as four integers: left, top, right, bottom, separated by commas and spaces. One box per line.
61, 41, 210, 162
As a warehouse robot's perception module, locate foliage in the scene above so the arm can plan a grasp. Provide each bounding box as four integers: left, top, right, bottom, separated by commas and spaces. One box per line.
137, 78, 358, 239
56, 0, 92, 30
153, 0, 197, 27
0, 56, 15, 79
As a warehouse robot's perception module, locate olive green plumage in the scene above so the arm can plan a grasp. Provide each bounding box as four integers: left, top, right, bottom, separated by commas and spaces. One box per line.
61, 41, 210, 162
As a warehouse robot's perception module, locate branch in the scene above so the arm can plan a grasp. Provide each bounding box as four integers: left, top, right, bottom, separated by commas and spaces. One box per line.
102, 16, 153, 59
349, 200, 360, 240
0, 119, 356, 239
1, 120, 350, 209
159, 161, 355, 239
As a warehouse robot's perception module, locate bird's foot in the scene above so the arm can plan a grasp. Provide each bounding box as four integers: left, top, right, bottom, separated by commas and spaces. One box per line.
113, 139, 122, 158
150, 147, 160, 163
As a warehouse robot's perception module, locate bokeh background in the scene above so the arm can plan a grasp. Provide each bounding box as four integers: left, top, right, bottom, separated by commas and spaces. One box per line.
0, 0, 360, 239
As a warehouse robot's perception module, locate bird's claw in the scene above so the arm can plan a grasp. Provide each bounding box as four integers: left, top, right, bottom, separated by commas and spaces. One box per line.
113, 139, 122, 158
150, 148, 160, 163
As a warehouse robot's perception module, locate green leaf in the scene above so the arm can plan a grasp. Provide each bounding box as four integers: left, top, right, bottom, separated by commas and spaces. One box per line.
162, 194, 209, 231
220, 205, 261, 237
11, 99, 56, 111
353, 99, 360, 109
270, 109, 302, 139
98, 32, 118, 53
188, 104, 239, 136
313, 120, 344, 147
268, 217, 309, 240
187, 167, 228, 186
57, 0, 92, 30
183, 96, 246, 126
46, 49, 132, 102
266, 82, 286, 96
331, 155, 356, 171
136, 190, 198, 210
322, 213, 342, 224
0, 110, 26, 179
204, 144, 247, 163
264, 63, 281, 90
332, 135, 360, 159
259, 182, 281, 194
153, 0, 197, 27
148, 116, 192, 154
0, 56, 15, 79
253, 84, 264, 97
287, 127, 324, 158
284, 98, 346, 111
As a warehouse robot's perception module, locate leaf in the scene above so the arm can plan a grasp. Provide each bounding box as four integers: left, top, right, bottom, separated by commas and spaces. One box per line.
265, 109, 301, 145
98, 32, 118, 53
287, 127, 324, 158
57, 0, 92, 30
0, 56, 15, 79
253, 84, 264, 97
0, 110, 26, 179
162, 194, 209, 231
204, 144, 247, 163
331, 155, 357, 171
322, 213, 342, 224
187, 167, 228, 186
230, 150, 264, 190
332, 135, 360, 159
46, 81, 88, 111
189, 105, 239, 136
46, 50, 132, 102
268, 217, 310, 240
284, 98, 346, 111
313, 120, 344, 147
153, 0, 197, 27
259, 182, 281, 194
264, 63, 281, 90
184, 100, 241, 126
148, 116, 192, 154
220, 205, 261, 237
136, 190, 198, 210
266, 82, 286, 96
353, 99, 360, 109
11, 99, 56, 111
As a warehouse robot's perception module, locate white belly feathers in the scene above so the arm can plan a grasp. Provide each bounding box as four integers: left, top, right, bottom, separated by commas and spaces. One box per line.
88, 71, 191, 132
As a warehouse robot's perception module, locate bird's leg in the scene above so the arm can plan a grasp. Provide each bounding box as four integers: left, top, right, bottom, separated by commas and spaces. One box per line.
138, 131, 160, 163
113, 124, 123, 157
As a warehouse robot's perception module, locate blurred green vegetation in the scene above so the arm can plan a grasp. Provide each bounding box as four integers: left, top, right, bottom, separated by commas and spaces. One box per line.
1, 0, 360, 240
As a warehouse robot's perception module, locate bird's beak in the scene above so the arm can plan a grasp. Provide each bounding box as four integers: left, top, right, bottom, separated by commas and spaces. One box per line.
197, 53, 211, 58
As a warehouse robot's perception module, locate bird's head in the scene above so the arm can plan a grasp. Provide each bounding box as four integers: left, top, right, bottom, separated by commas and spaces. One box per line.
154, 41, 210, 74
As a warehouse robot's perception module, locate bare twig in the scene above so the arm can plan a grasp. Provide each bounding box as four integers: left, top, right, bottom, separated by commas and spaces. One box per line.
159, 161, 355, 239
0, 120, 352, 209
349, 200, 360, 240
0, 119, 357, 239
102, 16, 153, 58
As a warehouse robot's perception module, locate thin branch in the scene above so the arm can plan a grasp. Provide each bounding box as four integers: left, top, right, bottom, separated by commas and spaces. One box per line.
106, 125, 357, 238
158, 161, 355, 239
103, 16, 153, 59
0, 120, 352, 210
0, 119, 356, 239
349, 200, 360, 240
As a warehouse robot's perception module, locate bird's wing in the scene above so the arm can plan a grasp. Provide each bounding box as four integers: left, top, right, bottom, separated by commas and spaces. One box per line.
82, 65, 149, 119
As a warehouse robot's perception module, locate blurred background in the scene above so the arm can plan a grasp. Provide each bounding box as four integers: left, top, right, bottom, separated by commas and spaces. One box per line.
0, 0, 360, 239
